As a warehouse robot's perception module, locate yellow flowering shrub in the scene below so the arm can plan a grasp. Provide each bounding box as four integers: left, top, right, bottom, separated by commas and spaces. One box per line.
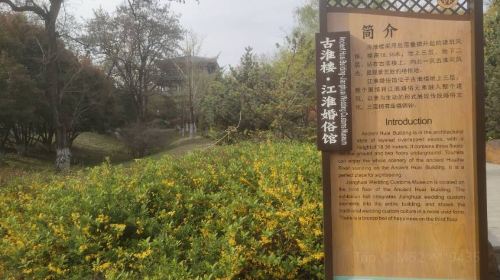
0, 142, 324, 279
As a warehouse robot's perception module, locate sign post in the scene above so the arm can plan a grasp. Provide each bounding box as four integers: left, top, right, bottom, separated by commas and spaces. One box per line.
316, 0, 488, 279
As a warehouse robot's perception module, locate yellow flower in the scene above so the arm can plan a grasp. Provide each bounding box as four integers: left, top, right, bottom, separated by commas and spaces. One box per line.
71, 212, 80, 222
297, 174, 304, 183
48, 263, 66, 275
162, 179, 175, 187
133, 248, 152, 260
110, 224, 126, 237
228, 235, 236, 246
296, 239, 307, 251
78, 244, 88, 253
95, 262, 111, 272
312, 251, 324, 260
260, 235, 271, 245
85, 254, 96, 262
82, 226, 91, 236
239, 177, 252, 186
298, 217, 308, 226
15, 240, 25, 248
271, 169, 278, 179
96, 214, 110, 224
136, 221, 144, 235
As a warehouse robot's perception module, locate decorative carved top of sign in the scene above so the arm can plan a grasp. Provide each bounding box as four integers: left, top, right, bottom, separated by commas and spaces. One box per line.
438, 0, 459, 9
326, 0, 469, 15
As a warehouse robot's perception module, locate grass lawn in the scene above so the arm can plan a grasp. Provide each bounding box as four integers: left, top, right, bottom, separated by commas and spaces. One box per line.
72, 132, 130, 165
147, 136, 213, 159
0, 153, 53, 186
0, 130, 214, 181
71, 130, 208, 165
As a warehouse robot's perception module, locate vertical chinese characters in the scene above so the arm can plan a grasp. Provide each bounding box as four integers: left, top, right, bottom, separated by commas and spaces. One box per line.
319, 37, 339, 145
316, 32, 352, 151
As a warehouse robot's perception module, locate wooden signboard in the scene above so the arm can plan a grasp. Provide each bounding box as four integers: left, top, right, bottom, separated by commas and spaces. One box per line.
316, 32, 353, 152
317, 0, 488, 279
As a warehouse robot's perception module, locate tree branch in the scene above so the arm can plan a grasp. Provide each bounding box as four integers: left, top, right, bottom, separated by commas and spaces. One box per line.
0, 0, 47, 17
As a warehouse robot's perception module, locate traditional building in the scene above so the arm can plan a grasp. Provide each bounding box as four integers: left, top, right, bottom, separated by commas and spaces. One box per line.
157, 55, 219, 93
154, 55, 219, 134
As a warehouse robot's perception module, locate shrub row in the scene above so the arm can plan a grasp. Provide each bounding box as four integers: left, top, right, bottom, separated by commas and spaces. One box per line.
0, 142, 324, 279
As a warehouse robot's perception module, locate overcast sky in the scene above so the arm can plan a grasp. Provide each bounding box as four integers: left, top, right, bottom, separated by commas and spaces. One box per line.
70, 0, 308, 67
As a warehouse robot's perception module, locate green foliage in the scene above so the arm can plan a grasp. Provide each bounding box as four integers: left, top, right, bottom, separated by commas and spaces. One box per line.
485, 0, 500, 139
270, 33, 316, 139
0, 142, 324, 279
119, 123, 175, 157
200, 42, 315, 140
0, 13, 121, 153
200, 48, 276, 132
293, 0, 319, 37
61, 58, 124, 138
199, 2, 319, 141
0, 15, 48, 154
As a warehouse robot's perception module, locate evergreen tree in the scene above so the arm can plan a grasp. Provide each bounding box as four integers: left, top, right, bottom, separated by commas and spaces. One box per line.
485, 0, 500, 138
0, 14, 119, 155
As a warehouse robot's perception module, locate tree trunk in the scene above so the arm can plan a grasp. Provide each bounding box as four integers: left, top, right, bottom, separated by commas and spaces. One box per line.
39, 125, 54, 152
0, 130, 7, 164
134, 91, 149, 123
188, 122, 196, 139
189, 108, 195, 139
188, 123, 193, 138
14, 144, 28, 156
45, 3, 70, 171
0, 148, 5, 166
188, 55, 196, 139
0, 131, 8, 151
56, 147, 71, 171
55, 123, 71, 171
12, 123, 34, 156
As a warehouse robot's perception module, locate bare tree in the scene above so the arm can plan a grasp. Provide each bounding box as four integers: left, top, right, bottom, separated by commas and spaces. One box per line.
86, 0, 183, 123
178, 31, 217, 138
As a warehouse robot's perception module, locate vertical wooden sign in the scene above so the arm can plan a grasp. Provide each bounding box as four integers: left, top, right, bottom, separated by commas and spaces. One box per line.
316, 32, 353, 152
317, 0, 488, 279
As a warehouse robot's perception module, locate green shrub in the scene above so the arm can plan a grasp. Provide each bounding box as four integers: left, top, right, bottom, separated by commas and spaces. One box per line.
0, 142, 324, 279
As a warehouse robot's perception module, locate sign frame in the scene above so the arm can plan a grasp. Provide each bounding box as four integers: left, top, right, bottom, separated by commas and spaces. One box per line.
317, 0, 488, 279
